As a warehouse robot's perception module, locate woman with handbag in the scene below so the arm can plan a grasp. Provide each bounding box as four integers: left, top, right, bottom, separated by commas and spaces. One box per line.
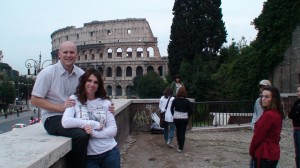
159, 87, 175, 148
170, 87, 192, 153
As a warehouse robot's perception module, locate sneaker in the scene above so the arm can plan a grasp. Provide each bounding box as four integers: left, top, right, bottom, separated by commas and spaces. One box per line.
176, 148, 182, 153
167, 141, 174, 148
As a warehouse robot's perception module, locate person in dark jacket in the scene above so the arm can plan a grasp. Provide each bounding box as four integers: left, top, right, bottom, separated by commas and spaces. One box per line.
170, 87, 192, 153
288, 86, 300, 168
170, 74, 185, 97
249, 86, 284, 168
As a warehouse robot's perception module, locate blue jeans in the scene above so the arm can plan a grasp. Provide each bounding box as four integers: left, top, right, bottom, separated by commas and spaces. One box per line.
294, 129, 300, 168
164, 122, 175, 143
86, 146, 120, 168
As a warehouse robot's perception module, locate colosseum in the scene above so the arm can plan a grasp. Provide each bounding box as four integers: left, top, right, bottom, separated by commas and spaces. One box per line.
50, 18, 168, 98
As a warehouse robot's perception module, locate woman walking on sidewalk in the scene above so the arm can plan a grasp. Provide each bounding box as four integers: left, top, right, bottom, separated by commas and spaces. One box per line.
170, 87, 192, 153
159, 87, 175, 148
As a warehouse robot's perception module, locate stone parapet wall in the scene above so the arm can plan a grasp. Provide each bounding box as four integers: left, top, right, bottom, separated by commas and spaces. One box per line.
0, 99, 195, 167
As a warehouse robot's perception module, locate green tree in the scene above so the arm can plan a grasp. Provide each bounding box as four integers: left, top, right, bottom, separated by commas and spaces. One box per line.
168, 0, 227, 78
180, 57, 217, 101
212, 39, 261, 101
253, 0, 300, 78
136, 72, 167, 98
0, 63, 12, 71
0, 80, 15, 105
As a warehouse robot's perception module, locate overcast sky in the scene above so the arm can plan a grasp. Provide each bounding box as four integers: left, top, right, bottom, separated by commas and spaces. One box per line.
0, 0, 265, 75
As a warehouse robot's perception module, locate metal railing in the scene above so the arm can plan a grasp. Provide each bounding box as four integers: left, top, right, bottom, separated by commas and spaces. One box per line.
191, 100, 255, 127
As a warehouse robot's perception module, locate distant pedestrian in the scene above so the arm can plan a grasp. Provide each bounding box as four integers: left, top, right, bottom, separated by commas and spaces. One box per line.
251, 79, 271, 130
288, 86, 300, 168
159, 87, 175, 148
4, 112, 7, 119
170, 74, 185, 97
170, 87, 192, 153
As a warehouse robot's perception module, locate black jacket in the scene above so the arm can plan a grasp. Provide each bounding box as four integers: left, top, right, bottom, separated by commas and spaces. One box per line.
288, 99, 300, 127
170, 97, 192, 118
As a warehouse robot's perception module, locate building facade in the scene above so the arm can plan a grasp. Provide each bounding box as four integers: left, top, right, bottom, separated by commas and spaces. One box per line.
50, 18, 168, 98
272, 24, 300, 93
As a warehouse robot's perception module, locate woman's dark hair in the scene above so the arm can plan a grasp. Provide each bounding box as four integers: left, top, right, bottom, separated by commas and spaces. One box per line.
176, 87, 187, 98
75, 68, 109, 104
261, 86, 284, 118
163, 87, 173, 98
174, 74, 180, 80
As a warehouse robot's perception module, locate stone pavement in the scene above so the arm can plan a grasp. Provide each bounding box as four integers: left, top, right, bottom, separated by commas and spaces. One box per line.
120, 119, 295, 168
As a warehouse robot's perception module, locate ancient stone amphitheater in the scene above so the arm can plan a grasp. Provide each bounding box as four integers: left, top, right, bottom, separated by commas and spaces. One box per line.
50, 18, 168, 98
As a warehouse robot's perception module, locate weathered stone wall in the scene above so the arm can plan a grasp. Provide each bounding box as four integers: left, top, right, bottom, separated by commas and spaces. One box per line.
273, 24, 300, 93
130, 103, 160, 132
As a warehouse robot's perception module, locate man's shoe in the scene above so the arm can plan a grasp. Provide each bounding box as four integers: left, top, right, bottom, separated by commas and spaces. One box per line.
176, 148, 182, 153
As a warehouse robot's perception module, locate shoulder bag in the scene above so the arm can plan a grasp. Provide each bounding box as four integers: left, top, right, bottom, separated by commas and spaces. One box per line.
160, 97, 171, 128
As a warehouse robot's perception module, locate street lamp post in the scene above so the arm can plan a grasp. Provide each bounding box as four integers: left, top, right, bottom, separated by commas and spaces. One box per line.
25, 52, 52, 119
25, 53, 52, 76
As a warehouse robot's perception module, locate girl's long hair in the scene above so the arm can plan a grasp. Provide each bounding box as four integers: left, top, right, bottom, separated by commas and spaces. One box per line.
261, 86, 285, 119
75, 68, 110, 104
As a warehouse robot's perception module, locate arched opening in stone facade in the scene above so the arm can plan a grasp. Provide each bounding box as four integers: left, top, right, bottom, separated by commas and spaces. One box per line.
137, 47, 143, 58
107, 85, 112, 96
99, 53, 103, 59
116, 85, 122, 96
126, 66, 132, 77
117, 48, 122, 57
106, 67, 112, 77
126, 48, 132, 58
136, 66, 143, 77
147, 66, 154, 73
107, 48, 112, 58
97, 67, 103, 76
147, 47, 154, 57
116, 67, 122, 77
158, 66, 163, 76
126, 85, 132, 97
